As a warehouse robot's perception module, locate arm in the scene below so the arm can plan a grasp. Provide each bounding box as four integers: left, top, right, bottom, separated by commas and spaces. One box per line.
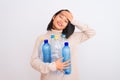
71, 20, 96, 43
30, 36, 56, 74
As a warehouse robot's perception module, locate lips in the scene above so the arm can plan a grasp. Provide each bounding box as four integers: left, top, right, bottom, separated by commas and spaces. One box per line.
57, 21, 62, 27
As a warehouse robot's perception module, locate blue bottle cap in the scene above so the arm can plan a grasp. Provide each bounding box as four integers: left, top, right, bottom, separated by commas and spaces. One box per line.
64, 42, 69, 46
44, 39, 48, 43
51, 35, 55, 38
61, 34, 66, 38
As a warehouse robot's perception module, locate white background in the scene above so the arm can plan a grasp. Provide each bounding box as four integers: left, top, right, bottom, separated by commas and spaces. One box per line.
0, 0, 120, 80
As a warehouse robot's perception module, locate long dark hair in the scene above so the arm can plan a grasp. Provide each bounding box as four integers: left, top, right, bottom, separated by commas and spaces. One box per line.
47, 9, 75, 39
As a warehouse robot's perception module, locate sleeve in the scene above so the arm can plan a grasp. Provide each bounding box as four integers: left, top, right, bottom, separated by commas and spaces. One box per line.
70, 20, 96, 44
30, 36, 57, 74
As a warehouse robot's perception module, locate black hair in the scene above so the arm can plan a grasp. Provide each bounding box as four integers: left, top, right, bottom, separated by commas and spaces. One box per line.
47, 9, 75, 39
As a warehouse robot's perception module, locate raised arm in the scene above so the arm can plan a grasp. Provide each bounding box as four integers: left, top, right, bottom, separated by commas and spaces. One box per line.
70, 20, 96, 43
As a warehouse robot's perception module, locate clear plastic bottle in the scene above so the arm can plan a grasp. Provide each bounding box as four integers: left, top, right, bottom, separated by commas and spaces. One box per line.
52, 35, 63, 75
62, 42, 71, 75
51, 35, 62, 62
42, 39, 51, 63
50, 34, 56, 62
61, 34, 67, 47
50, 34, 55, 51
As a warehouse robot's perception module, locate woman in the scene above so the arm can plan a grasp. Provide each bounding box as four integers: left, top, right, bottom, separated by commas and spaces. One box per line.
30, 9, 96, 80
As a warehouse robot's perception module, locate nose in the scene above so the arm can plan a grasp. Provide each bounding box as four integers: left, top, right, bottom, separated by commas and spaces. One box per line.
60, 19, 64, 24
61, 17, 66, 23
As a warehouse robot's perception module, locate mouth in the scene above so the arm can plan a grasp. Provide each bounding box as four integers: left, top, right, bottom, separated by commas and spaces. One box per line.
57, 21, 62, 27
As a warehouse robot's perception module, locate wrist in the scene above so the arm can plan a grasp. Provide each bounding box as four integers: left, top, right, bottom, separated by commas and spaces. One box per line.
71, 20, 80, 26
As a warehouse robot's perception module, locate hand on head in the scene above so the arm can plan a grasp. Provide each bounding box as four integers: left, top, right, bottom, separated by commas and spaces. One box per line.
60, 11, 73, 22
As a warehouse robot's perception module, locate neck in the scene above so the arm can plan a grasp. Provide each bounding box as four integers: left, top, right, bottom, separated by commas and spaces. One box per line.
47, 29, 62, 35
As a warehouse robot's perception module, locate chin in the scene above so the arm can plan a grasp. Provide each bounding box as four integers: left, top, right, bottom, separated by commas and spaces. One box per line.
56, 27, 64, 30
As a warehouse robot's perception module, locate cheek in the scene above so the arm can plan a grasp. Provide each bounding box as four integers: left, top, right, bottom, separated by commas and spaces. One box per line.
53, 17, 59, 24
53, 20, 58, 27
63, 23, 68, 28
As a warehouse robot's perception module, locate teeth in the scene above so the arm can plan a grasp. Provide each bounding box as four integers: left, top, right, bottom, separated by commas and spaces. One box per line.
58, 22, 62, 26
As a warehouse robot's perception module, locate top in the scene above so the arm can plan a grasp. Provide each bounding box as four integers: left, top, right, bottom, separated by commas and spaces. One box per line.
30, 22, 96, 80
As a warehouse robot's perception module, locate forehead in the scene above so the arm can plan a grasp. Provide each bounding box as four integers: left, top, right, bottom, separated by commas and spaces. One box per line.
59, 11, 73, 21
58, 12, 69, 20
60, 11, 69, 16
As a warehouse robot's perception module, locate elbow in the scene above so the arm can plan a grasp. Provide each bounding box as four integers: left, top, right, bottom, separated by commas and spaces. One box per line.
30, 59, 36, 70
88, 29, 96, 38
30, 58, 40, 72
90, 29, 96, 37
30, 59, 50, 74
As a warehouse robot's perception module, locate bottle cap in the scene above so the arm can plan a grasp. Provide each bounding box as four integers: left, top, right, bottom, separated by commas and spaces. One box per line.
51, 34, 55, 39
64, 42, 69, 46
61, 34, 66, 38
55, 35, 58, 40
44, 39, 48, 43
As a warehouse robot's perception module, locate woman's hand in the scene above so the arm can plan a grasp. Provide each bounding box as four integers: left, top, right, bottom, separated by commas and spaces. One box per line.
55, 57, 70, 71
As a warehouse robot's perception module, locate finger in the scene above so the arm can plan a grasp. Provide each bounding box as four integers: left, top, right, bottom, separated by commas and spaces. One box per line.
63, 63, 71, 67
63, 60, 71, 64
60, 69, 64, 72
61, 11, 73, 22
63, 66, 71, 69
58, 57, 64, 61
56, 57, 63, 62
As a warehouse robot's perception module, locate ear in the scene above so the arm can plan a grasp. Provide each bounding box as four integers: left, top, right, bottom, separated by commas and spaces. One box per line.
52, 16, 55, 20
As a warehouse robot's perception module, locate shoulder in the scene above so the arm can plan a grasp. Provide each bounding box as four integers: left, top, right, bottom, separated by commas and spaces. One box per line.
35, 34, 46, 44
36, 31, 51, 42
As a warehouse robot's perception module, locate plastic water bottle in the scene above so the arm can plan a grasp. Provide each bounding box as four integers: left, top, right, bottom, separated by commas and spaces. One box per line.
50, 34, 55, 51
42, 39, 51, 63
50, 34, 56, 62
51, 35, 62, 62
61, 34, 67, 47
61, 34, 66, 40
54, 35, 62, 59
62, 42, 71, 74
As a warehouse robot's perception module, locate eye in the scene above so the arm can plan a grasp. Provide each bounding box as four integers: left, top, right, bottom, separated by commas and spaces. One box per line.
59, 14, 63, 19
65, 20, 68, 23
59, 14, 68, 23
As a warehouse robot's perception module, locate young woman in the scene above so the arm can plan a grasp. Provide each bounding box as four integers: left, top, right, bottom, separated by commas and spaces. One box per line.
30, 9, 96, 80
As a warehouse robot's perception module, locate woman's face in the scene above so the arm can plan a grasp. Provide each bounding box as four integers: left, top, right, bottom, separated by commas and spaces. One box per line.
52, 11, 70, 30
